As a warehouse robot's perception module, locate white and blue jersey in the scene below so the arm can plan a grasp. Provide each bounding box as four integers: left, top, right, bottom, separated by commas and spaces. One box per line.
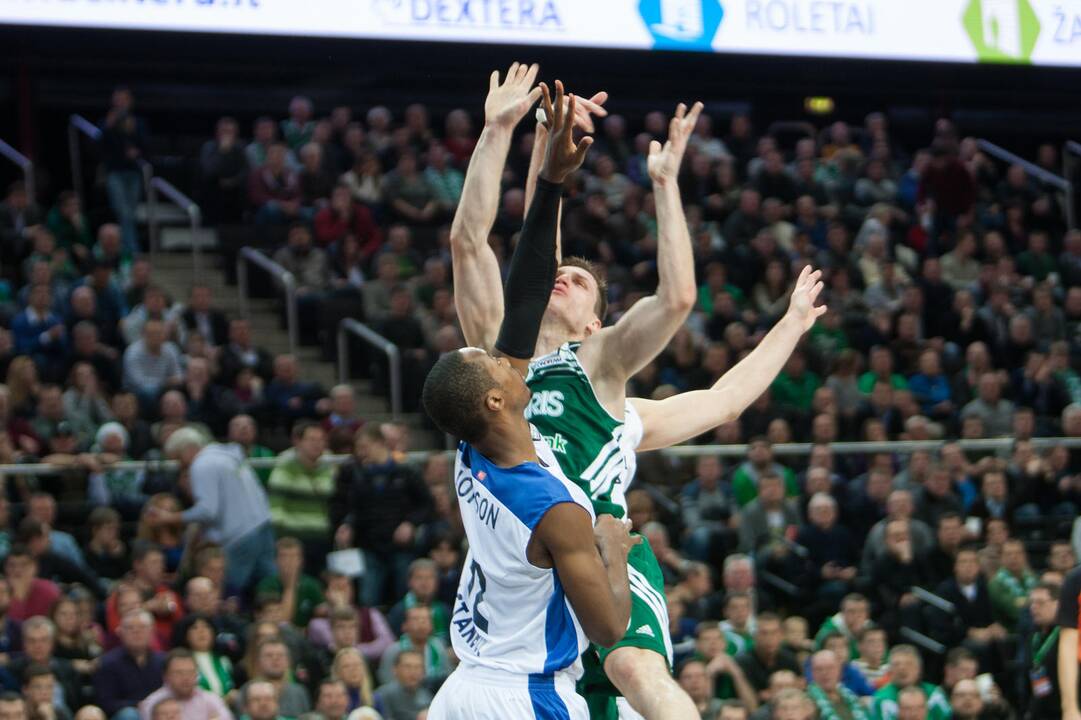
433, 429, 594, 719
450, 429, 595, 677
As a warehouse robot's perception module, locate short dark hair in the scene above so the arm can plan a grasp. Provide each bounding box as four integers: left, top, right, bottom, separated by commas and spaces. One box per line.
132, 540, 163, 564
937, 511, 962, 527
395, 649, 423, 666
858, 623, 887, 642
676, 657, 707, 678
292, 420, 322, 442
946, 646, 976, 667
21, 663, 53, 686
1034, 581, 1061, 600
422, 350, 498, 443
16, 518, 47, 544
560, 256, 608, 321
89, 506, 121, 530
164, 648, 195, 673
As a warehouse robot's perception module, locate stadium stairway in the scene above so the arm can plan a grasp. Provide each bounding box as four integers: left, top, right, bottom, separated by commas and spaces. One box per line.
149, 251, 445, 451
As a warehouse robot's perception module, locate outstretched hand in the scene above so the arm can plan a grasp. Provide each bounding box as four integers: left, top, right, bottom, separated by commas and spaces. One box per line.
786, 265, 828, 332
647, 101, 704, 187
484, 62, 542, 130
539, 80, 593, 183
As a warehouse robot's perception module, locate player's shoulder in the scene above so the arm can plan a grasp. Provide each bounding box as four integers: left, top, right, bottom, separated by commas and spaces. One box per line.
460, 440, 581, 530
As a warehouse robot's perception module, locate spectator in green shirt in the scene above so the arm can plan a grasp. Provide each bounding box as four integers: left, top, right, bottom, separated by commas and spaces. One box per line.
45, 191, 94, 269
255, 537, 325, 629
267, 421, 336, 569
771, 351, 821, 413
858, 346, 909, 394
228, 415, 275, 486
1017, 230, 1057, 282
989, 538, 1038, 630
732, 439, 799, 508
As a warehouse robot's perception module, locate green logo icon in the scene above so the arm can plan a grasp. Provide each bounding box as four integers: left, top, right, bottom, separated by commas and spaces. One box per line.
963, 0, 1040, 64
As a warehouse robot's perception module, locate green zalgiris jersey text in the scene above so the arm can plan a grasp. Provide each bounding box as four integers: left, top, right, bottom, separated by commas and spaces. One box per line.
525, 343, 641, 518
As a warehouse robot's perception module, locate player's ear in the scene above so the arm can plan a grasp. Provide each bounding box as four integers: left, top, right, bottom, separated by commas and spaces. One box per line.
583, 317, 603, 337
484, 388, 504, 413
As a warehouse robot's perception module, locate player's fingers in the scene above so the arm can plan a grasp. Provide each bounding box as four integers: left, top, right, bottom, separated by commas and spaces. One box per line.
565, 94, 578, 137
572, 135, 593, 166
810, 280, 825, 299
675, 102, 686, 121
814, 305, 828, 318
553, 80, 565, 128
578, 93, 609, 117
523, 63, 540, 88
489, 70, 500, 92
649, 139, 662, 156
686, 101, 704, 126
574, 105, 595, 134
796, 265, 811, 286
539, 83, 553, 129
527, 86, 543, 109
507, 61, 519, 80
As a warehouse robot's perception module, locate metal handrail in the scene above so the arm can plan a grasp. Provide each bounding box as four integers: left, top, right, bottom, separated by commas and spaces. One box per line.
338, 318, 402, 419
68, 114, 101, 208
237, 247, 298, 357
660, 436, 1081, 458
977, 138, 1075, 229
148, 176, 203, 275
0, 137, 35, 202
0, 435, 1078, 475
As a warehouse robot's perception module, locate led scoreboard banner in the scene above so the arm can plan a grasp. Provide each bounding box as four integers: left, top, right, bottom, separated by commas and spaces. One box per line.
2, 0, 1080, 67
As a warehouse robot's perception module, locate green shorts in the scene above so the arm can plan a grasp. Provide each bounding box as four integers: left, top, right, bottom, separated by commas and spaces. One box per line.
577, 535, 673, 717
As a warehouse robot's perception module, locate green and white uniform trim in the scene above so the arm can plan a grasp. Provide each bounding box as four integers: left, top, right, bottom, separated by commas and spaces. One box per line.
525, 342, 642, 517
526, 342, 672, 718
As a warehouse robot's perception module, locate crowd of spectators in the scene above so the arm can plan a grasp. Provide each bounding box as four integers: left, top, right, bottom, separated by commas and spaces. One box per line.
0, 80, 1077, 720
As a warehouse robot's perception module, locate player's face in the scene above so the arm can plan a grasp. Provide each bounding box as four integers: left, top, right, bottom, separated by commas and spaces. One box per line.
547, 266, 600, 337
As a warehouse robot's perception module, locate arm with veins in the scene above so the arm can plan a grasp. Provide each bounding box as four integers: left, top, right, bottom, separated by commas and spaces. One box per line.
581, 102, 703, 381
450, 62, 541, 351
630, 266, 827, 451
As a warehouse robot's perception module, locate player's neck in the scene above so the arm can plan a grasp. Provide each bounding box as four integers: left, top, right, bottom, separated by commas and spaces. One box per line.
535, 316, 582, 358
476, 416, 538, 468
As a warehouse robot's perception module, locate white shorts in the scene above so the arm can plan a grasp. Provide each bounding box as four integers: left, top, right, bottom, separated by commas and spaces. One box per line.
427, 665, 587, 720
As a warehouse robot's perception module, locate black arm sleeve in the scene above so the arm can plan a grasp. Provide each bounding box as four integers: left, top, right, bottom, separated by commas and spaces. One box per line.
494, 177, 562, 359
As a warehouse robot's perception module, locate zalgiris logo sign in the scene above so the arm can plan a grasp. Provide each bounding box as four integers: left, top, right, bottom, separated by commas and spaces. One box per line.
962, 0, 1041, 64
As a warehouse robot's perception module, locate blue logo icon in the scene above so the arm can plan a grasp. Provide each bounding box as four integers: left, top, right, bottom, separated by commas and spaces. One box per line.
638, 0, 724, 51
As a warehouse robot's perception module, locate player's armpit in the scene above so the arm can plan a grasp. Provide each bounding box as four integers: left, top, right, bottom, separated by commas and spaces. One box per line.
532, 502, 629, 648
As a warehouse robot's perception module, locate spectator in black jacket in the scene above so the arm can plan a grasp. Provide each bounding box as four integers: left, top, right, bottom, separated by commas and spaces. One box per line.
924, 512, 965, 588
18, 519, 104, 599
870, 520, 931, 636
179, 286, 229, 349
332, 424, 432, 607
218, 319, 274, 384
198, 117, 248, 225
930, 547, 1006, 652
100, 87, 148, 257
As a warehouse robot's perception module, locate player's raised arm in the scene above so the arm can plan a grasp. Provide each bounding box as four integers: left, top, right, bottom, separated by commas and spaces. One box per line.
524, 90, 608, 264
584, 102, 702, 381
631, 266, 827, 451
534, 507, 635, 647
494, 81, 593, 376
451, 63, 541, 351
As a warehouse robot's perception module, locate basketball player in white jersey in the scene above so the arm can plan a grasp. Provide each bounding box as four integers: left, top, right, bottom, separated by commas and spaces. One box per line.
424, 82, 637, 720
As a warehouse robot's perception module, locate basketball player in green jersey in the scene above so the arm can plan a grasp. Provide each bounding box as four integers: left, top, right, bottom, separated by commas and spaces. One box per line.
451, 64, 827, 720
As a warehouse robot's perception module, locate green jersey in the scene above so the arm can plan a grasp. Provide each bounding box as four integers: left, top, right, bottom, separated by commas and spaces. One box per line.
525, 342, 643, 517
